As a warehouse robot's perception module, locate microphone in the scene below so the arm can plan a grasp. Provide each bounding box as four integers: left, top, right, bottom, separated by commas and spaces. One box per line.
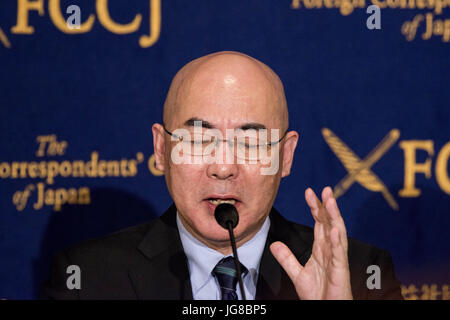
214, 203, 246, 300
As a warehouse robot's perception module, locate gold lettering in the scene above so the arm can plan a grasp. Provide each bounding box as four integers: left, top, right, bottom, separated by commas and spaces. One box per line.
372, 0, 387, 8
425, 0, 435, 9
303, 0, 316, 8
96, 0, 142, 34
36, 135, 54, 157
340, 0, 354, 14
139, 0, 161, 48
32, 183, 91, 211
68, 189, 78, 204
72, 160, 85, 177
386, 0, 400, 6
417, 0, 426, 8
19, 162, 27, 178
120, 159, 129, 177
0, 27, 12, 49
11, 162, 19, 179
402, 14, 423, 41
86, 152, 99, 177
44, 187, 54, 207
434, 0, 443, 14
399, 140, 434, 197
28, 162, 38, 178
422, 13, 434, 39
13, 184, 34, 211
148, 154, 164, 176
59, 161, 72, 177
48, 139, 67, 156
98, 160, 107, 177
48, 0, 95, 34
107, 161, 120, 176
34, 182, 44, 210
0, 162, 11, 178
408, 0, 416, 8
127, 160, 138, 177
11, 0, 44, 35
54, 188, 68, 211
39, 161, 47, 178
435, 142, 450, 194
444, 19, 450, 42
47, 161, 59, 184
78, 187, 91, 204
291, 0, 302, 8
434, 18, 444, 35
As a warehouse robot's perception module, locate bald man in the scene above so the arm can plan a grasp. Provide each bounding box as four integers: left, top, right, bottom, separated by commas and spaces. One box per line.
42, 52, 403, 300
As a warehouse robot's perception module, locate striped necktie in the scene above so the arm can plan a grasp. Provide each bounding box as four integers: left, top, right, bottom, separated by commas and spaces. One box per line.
212, 256, 247, 300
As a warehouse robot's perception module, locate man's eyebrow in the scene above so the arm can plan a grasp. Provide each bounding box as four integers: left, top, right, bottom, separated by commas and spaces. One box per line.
238, 123, 267, 130
184, 117, 215, 128
183, 117, 267, 130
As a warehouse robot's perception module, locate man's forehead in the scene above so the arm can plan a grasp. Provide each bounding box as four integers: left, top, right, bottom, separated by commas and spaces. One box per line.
169, 96, 282, 128
168, 104, 284, 131
164, 51, 288, 130
174, 83, 281, 128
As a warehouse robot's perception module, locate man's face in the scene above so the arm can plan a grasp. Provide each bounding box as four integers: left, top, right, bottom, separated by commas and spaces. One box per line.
153, 56, 297, 251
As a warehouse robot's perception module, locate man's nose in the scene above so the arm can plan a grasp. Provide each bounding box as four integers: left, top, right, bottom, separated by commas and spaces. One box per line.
206, 141, 239, 180
206, 162, 239, 180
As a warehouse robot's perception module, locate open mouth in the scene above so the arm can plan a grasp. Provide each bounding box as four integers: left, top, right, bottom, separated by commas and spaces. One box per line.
204, 195, 241, 210
207, 198, 237, 205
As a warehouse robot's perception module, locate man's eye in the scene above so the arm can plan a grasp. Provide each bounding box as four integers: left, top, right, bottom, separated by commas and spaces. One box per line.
190, 139, 211, 145
238, 141, 259, 149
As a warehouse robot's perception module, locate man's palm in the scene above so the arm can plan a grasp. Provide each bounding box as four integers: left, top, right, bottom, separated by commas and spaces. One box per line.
270, 187, 353, 300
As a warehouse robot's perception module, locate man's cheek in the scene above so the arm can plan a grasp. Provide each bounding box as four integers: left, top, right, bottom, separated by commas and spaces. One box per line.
172, 163, 205, 180
172, 165, 206, 198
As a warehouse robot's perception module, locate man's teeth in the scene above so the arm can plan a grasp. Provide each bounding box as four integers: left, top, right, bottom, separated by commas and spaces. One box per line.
208, 199, 236, 205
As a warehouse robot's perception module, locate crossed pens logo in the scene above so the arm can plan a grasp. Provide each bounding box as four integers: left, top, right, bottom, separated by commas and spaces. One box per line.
322, 128, 401, 210
0, 27, 10, 48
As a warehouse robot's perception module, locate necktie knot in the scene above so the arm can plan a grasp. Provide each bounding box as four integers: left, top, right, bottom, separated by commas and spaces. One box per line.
212, 256, 247, 300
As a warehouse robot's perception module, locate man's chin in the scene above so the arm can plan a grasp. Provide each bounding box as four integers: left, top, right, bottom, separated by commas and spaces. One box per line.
197, 224, 255, 250
201, 227, 231, 243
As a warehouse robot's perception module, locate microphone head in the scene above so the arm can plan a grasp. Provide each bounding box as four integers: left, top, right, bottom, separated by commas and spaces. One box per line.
214, 203, 239, 230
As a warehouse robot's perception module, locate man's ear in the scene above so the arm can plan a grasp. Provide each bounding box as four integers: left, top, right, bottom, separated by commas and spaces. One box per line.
281, 130, 299, 178
152, 123, 166, 172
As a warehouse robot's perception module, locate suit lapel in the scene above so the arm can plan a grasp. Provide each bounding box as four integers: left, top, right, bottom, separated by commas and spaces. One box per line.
127, 205, 311, 300
255, 208, 312, 300
128, 204, 193, 299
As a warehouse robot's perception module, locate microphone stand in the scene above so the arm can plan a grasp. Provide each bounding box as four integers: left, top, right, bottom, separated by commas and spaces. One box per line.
227, 221, 246, 301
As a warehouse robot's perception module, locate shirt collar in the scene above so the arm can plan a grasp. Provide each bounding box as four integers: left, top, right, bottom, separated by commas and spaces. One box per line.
176, 212, 270, 293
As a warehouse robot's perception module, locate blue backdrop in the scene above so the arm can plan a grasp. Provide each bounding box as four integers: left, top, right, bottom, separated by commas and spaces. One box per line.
0, 0, 449, 299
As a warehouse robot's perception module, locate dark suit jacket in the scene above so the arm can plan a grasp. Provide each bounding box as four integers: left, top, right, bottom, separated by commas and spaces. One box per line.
42, 204, 403, 299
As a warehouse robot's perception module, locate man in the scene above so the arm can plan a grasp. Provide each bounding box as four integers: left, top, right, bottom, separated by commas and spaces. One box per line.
42, 51, 403, 300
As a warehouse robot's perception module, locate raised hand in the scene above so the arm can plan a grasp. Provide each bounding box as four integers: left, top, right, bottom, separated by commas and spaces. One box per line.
270, 186, 353, 300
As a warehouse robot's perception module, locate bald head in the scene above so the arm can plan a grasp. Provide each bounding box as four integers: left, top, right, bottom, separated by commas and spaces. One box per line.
153, 52, 299, 250
163, 51, 288, 131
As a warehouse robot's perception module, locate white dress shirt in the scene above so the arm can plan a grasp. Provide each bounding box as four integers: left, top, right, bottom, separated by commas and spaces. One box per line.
176, 212, 270, 300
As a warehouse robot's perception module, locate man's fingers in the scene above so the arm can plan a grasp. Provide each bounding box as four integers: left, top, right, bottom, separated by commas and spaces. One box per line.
324, 194, 348, 250
306, 186, 348, 250
305, 188, 327, 224
270, 241, 303, 283
321, 186, 333, 204
330, 227, 348, 268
